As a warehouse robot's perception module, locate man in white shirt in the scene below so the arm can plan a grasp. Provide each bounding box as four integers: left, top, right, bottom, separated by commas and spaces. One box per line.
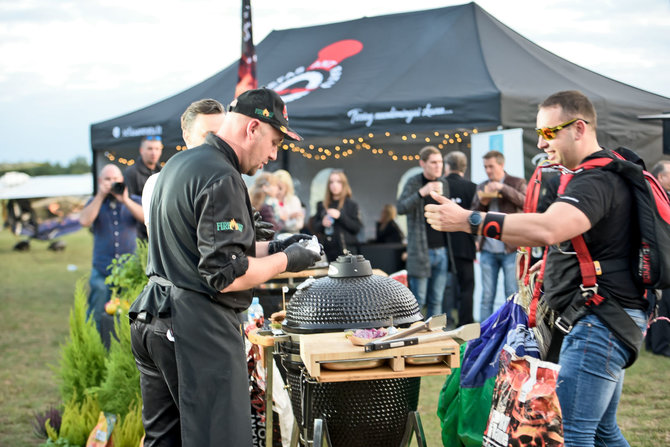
142, 99, 225, 226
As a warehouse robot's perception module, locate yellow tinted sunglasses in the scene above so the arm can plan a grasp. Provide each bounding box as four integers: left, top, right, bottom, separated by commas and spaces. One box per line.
535, 118, 588, 140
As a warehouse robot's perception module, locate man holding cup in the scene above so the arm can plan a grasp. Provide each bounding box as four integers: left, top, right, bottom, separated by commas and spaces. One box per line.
471, 150, 526, 320
397, 145, 452, 318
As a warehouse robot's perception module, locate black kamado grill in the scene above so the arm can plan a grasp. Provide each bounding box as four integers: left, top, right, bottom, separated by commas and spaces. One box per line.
279, 254, 424, 446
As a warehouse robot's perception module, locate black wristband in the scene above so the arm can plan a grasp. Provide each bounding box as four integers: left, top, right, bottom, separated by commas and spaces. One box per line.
482, 212, 506, 240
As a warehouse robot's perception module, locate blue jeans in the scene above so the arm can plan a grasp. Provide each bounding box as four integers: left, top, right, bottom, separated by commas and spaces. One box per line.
479, 250, 517, 321
87, 268, 111, 333
557, 309, 646, 446
409, 247, 448, 318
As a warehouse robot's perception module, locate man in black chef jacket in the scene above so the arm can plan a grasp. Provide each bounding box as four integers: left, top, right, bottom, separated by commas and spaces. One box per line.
129, 88, 320, 446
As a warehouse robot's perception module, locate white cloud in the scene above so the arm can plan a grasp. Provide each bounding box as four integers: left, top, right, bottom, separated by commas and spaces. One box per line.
0, 0, 668, 163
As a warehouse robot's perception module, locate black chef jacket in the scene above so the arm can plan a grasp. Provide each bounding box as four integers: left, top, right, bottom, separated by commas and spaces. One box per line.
130, 133, 256, 319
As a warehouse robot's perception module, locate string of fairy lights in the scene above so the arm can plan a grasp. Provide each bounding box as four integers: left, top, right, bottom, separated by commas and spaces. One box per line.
103, 154, 136, 166
281, 128, 478, 161
102, 128, 479, 166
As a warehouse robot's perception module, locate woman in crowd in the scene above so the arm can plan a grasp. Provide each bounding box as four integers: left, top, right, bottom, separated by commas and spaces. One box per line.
375, 203, 404, 243
311, 169, 363, 262
274, 169, 305, 234
249, 172, 280, 232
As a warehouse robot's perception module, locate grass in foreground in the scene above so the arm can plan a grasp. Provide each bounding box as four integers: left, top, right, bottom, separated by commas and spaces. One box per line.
1, 229, 669, 446
0, 229, 93, 446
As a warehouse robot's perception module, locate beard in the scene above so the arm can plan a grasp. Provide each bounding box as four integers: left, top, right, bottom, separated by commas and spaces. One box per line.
246, 163, 265, 176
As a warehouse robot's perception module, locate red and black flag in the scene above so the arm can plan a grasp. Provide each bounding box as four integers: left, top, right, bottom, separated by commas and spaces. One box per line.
235, 0, 258, 98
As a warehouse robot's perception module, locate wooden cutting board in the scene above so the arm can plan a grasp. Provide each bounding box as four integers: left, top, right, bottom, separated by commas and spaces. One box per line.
300, 331, 459, 382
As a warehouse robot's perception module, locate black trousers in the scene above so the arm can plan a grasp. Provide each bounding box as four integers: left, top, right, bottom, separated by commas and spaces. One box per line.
444, 257, 474, 326
130, 286, 252, 446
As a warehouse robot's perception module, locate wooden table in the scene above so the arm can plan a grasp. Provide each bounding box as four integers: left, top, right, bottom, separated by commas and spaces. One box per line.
300, 331, 459, 382
247, 327, 456, 447
247, 329, 290, 447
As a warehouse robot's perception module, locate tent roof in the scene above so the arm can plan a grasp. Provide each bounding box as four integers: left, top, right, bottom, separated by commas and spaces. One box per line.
91, 3, 505, 153
91, 2, 670, 164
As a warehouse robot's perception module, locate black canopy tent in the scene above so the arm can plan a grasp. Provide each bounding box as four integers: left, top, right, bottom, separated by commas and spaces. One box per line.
90, 2, 670, 236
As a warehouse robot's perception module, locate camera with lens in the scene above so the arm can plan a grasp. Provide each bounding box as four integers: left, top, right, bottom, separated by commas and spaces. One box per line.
111, 182, 126, 195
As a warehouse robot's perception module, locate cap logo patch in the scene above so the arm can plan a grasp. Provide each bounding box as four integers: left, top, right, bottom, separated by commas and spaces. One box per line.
216, 219, 244, 232
283, 105, 289, 121
255, 108, 273, 119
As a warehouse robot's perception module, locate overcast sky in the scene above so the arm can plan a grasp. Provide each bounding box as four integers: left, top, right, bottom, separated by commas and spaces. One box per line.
1, 0, 669, 164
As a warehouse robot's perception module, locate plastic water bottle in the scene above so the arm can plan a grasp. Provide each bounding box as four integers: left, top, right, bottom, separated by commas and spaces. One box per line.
324, 215, 334, 236
247, 296, 264, 328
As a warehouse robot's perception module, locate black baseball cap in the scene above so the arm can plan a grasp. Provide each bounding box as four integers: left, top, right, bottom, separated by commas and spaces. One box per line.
228, 88, 302, 141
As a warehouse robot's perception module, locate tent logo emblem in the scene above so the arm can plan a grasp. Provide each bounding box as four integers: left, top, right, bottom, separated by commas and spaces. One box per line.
267, 39, 363, 104
111, 125, 163, 139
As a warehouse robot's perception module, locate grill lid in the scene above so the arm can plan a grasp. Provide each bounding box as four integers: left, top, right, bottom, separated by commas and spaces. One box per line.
327, 253, 373, 277
285, 254, 422, 333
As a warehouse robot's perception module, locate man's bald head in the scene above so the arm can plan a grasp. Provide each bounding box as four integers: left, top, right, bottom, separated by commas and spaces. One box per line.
98, 164, 124, 193
100, 164, 122, 178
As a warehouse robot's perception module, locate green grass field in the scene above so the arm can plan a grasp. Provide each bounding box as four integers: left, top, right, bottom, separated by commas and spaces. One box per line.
1, 228, 669, 446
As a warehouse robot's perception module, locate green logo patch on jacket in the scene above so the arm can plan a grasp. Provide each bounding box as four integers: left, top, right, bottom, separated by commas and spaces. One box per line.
216, 219, 244, 232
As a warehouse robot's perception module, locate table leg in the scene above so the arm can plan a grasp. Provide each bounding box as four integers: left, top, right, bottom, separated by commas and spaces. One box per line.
265, 344, 274, 447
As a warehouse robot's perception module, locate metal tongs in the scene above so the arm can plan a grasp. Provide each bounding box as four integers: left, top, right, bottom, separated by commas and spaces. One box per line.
364, 314, 447, 352
365, 321, 481, 352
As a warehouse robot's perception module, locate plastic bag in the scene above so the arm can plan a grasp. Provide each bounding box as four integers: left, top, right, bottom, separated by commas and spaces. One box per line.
483, 346, 563, 447
86, 411, 116, 447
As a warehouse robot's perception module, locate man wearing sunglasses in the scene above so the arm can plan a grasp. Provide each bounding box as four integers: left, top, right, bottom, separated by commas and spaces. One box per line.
425, 90, 647, 446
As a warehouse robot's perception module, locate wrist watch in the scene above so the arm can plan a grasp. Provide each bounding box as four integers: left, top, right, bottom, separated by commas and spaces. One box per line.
468, 211, 482, 235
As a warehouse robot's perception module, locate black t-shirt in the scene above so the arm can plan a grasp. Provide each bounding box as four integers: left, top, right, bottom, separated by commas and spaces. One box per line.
421, 175, 448, 249
543, 151, 645, 311
124, 158, 161, 240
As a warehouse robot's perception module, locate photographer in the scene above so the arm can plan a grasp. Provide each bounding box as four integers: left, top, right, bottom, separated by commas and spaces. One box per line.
80, 164, 144, 333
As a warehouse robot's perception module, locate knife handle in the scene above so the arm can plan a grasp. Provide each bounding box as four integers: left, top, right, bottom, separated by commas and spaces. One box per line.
364, 337, 419, 352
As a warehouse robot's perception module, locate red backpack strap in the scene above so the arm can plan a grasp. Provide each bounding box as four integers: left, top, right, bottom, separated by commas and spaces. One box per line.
559, 165, 607, 307
527, 248, 549, 328
569, 235, 605, 306
524, 165, 544, 214
521, 165, 545, 286
558, 172, 573, 195
556, 157, 612, 193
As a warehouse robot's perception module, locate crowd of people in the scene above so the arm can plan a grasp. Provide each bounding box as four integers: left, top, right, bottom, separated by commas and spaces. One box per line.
397, 145, 527, 326
76, 87, 670, 446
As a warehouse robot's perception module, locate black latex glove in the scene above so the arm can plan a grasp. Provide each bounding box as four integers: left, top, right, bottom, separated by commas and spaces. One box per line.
268, 233, 313, 254
284, 243, 322, 272
253, 210, 275, 241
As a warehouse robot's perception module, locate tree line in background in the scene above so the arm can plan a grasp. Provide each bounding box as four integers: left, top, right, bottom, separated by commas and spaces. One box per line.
0, 156, 90, 177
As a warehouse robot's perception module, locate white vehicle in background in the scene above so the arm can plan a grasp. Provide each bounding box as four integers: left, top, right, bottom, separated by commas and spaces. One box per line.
0, 172, 92, 251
